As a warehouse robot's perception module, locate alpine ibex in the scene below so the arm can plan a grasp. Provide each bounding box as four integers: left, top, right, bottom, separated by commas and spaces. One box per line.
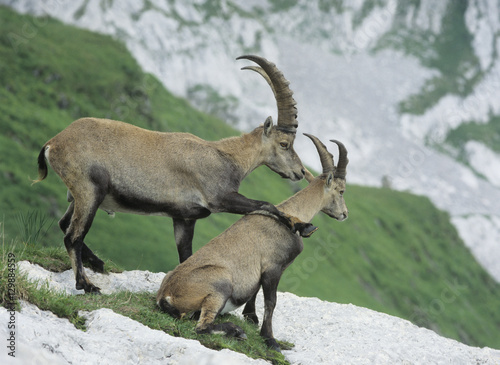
34, 55, 316, 294
156, 134, 349, 352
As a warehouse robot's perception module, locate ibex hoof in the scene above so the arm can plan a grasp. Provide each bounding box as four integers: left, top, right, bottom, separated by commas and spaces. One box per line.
295, 223, 318, 237
198, 322, 247, 340
222, 323, 247, 340
93, 260, 105, 273
265, 338, 281, 352
87, 285, 102, 294
87, 258, 105, 273
77, 282, 101, 294
243, 312, 259, 325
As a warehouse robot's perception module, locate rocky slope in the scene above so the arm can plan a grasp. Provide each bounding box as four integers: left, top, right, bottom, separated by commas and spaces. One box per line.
1, 261, 499, 365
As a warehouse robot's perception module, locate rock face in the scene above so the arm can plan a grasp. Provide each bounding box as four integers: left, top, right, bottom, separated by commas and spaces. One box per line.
2, 304, 266, 365
1, 261, 499, 364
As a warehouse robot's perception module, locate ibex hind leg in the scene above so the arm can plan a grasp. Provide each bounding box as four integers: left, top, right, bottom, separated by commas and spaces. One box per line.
158, 297, 182, 319
195, 293, 247, 340
242, 290, 259, 325
64, 185, 106, 294
81, 244, 105, 273
60, 200, 105, 273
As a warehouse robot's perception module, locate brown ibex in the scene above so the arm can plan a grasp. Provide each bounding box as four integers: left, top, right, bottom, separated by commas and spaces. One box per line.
156, 134, 349, 352
34, 55, 316, 294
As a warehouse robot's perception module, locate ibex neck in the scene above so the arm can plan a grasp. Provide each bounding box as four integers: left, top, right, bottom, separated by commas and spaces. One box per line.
277, 179, 324, 223
214, 129, 264, 178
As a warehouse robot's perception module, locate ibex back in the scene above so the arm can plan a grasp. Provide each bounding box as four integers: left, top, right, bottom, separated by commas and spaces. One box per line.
34, 55, 315, 293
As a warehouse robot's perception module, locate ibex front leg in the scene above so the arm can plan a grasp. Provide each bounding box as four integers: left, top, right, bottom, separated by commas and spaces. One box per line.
173, 218, 197, 263
219, 192, 317, 237
260, 270, 281, 352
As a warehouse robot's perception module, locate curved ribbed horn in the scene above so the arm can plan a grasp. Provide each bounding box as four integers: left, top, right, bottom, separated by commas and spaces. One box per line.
331, 140, 348, 179
304, 133, 334, 174
237, 55, 298, 133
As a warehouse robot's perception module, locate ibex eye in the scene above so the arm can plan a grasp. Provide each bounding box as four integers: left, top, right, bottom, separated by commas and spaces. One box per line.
280, 142, 288, 149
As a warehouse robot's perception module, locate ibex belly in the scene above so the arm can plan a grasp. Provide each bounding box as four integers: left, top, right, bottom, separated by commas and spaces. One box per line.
99, 189, 211, 219
220, 288, 259, 315
220, 273, 261, 314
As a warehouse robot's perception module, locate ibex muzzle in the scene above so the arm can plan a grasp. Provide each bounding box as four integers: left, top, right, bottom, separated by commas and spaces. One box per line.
33, 55, 315, 294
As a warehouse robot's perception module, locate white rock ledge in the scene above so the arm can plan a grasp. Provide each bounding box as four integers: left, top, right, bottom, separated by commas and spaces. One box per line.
1, 261, 499, 365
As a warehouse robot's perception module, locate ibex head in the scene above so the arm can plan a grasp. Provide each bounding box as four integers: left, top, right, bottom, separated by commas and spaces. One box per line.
304, 133, 349, 221
238, 55, 305, 181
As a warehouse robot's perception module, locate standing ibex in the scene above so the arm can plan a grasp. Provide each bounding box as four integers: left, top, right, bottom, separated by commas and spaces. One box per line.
156, 134, 349, 352
34, 55, 316, 294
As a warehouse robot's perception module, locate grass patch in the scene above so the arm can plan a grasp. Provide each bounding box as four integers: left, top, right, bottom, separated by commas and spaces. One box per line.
15, 209, 55, 247
0, 245, 289, 364
3, 240, 122, 275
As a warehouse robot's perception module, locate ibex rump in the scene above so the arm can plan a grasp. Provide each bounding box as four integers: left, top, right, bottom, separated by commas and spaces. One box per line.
156, 134, 349, 351
34, 55, 315, 293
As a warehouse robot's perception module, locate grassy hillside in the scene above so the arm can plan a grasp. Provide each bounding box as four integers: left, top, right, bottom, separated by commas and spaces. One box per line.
1, 6, 500, 351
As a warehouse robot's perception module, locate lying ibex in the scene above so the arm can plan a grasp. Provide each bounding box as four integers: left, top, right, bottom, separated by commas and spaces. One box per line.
156, 134, 348, 352
34, 55, 316, 294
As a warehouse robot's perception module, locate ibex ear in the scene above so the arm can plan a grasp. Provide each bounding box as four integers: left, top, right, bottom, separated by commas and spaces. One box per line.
326, 172, 334, 188
263, 116, 273, 137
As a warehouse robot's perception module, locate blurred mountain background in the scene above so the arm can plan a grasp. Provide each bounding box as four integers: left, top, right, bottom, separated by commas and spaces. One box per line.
1, 0, 500, 349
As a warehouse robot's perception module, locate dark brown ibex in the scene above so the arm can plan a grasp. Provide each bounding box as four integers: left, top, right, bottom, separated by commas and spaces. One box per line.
156, 134, 349, 352
34, 55, 316, 294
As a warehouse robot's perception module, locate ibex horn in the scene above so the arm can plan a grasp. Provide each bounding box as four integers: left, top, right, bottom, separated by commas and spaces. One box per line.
303, 133, 334, 174
237, 55, 298, 133
331, 140, 348, 179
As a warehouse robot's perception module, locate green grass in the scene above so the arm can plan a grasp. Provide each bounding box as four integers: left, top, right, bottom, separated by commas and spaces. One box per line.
1, 5, 500, 358
15, 210, 55, 246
